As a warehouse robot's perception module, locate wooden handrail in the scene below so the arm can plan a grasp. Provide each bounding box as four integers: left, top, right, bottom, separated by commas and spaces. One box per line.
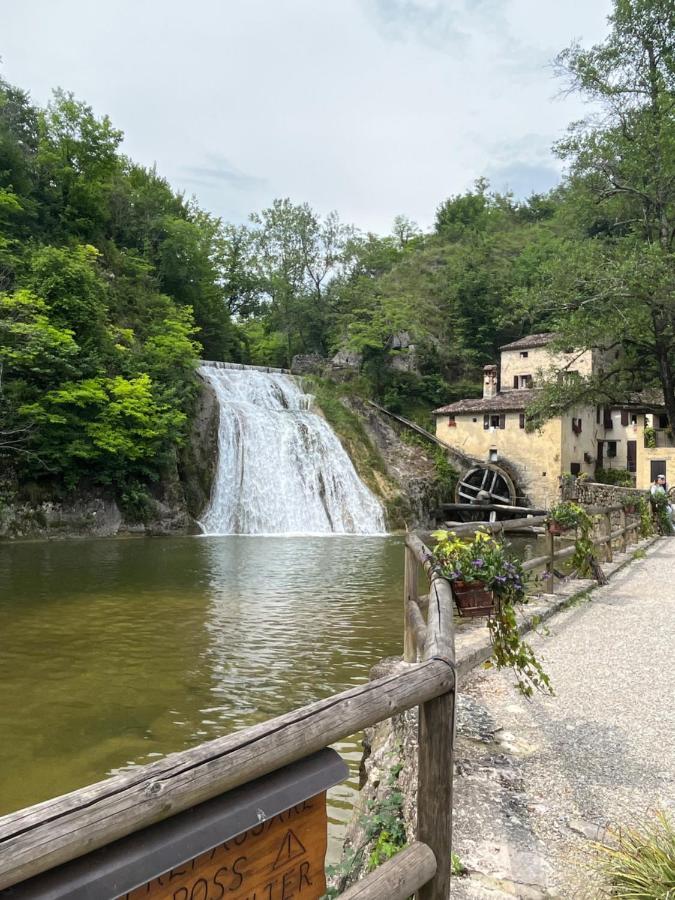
337, 842, 436, 900
0, 660, 454, 890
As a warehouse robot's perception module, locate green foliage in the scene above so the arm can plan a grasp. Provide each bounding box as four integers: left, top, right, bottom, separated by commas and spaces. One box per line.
650, 489, 673, 535
548, 501, 592, 531
0, 75, 222, 501
595, 468, 635, 487
591, 809, 675, 898
451, 852, 468, 876
365, 765, 407, 872
638, 495, 654, 538
644, 426, 657, 448
432, 529, 552, 696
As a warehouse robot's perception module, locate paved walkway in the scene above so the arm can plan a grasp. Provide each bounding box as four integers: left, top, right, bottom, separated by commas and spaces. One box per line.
451, 538, 675, 899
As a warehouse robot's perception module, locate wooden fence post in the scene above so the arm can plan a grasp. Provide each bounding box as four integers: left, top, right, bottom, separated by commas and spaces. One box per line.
404, 546, 418, 663
545, 529, 555, 593
619, 508, 627, 552
605, 511, 613, 562
415, 553, 456, 900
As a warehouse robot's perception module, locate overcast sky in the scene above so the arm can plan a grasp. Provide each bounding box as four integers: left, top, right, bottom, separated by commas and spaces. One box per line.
3, 0, 612, 234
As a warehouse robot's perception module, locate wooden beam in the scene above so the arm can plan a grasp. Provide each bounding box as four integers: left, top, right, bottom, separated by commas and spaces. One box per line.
417, 548, 455, 900
408, 599, 428, 661
0, 661, 454, 891
404, 545, 418, 663
337, 842, 436, 900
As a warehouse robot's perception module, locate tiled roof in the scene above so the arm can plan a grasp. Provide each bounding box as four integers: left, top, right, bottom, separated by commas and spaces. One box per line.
499, 332, 556, 351
434, 390, 537, 415
622, 389, 665, 410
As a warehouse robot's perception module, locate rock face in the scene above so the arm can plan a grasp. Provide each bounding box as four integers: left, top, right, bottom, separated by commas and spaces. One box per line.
179, 374, 220, 520
341, 396, 442, 528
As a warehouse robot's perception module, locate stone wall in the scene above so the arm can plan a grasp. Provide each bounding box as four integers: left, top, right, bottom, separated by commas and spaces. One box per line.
560, 477, 647, 505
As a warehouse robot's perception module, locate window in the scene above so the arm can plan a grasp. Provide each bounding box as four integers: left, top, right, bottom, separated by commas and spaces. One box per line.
607, 441, 618, 458
489, 448, 499, 462
570, 462, 581, 475
520, 351, 529, 358
447, 416, 456, 427
484, 413, 505, 429
603, 409, 613, 429
658, 414, 669, 429
572, 417, 583, 435
519, 413, 526, 429
517, 374, 533, 389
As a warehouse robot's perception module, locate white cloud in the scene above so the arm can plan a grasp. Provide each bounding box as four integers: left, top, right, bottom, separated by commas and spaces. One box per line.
1, 0, 613, 232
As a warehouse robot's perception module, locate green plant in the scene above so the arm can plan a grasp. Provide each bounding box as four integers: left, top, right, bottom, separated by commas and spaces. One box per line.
638, 495, 654, 538
365, 765, 407, 872
620, 493, 638, 512
592, 810, 675, 898
432, 530, 552, 697
548, 501, 592, 531
644, 426, 657, 449
595, 468, 635, 487
650, 490, 673, 535
451, 852, 467, 876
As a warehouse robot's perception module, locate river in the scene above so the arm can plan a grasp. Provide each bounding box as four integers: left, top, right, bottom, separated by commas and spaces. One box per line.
0, 534, 404, 860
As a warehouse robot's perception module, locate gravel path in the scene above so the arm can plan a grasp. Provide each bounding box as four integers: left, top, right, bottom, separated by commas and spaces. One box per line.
451, 538, 675, 899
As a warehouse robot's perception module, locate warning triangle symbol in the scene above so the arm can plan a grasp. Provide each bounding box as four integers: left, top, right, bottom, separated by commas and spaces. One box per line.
272, 829, 307, 869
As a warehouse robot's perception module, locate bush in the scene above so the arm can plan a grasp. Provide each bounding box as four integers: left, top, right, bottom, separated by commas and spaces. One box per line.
593, 810, 675, 898
595, 467, 634, 487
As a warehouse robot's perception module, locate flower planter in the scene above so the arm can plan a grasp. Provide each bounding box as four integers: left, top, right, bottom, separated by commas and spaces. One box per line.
547, 521, 569, 536
623, 505, 636, 515
453, 580, 495, 617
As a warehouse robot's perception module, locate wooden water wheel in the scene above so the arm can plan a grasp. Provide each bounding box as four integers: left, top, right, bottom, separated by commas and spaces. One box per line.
455, 464, 516, 506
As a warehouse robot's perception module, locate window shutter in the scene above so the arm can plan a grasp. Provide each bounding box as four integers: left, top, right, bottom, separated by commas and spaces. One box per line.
604, 409, 613, 429
513, 376, 519, 388
499, 414, 506, 430
519, 413, 525, 429
621, 410, 629, 426
483, 414, 489, 430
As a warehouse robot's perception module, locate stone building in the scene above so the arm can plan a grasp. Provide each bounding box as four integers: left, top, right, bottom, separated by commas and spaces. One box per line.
434, 333, 674, 508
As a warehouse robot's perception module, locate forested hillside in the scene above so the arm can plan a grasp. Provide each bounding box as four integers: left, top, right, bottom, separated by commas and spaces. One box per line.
1, 0, 673, 509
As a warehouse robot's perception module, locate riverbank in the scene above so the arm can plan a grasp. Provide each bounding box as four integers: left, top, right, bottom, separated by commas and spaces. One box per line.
332, 534, 664, 897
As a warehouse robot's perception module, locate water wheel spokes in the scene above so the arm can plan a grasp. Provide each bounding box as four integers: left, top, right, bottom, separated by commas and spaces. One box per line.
455, 465, 516, 506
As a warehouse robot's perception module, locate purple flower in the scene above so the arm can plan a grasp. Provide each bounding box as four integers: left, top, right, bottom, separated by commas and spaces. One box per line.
473, 558, 485, 568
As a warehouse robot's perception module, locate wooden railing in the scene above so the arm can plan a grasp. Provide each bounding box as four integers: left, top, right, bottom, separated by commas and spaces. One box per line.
0, 539, 456, 900
403, 504, 645, 658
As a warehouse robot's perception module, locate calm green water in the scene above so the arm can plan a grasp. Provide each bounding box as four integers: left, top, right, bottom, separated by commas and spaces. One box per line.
0, 535, 404, 859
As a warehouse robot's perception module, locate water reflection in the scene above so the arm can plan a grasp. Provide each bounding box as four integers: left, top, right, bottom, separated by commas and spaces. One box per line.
0, 535, 403, 859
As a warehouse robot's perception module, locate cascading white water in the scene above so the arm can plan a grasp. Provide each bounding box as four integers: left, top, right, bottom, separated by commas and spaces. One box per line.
198, 365, 386, 535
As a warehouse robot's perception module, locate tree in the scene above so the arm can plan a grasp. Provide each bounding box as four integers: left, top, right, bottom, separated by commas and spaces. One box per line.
530, 0, 675, 424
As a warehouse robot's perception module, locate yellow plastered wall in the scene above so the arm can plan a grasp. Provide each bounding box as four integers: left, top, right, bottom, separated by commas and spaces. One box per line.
436, 411, 562, 508
637, 447, 675, 489
560, 405, 598, 477
500, 347, 595, 392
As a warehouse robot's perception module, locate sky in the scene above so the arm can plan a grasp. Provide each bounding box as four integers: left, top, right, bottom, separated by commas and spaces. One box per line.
2, 0, 613, 234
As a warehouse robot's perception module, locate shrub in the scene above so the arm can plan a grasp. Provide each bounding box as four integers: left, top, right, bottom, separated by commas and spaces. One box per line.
595, 467, 634, 487
592, 810, 675, 898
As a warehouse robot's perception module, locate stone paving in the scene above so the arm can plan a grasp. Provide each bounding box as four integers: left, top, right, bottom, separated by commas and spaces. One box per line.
451, 537, 675, 899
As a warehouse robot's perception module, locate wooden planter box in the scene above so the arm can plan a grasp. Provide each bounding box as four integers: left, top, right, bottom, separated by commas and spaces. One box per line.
547, 521, 570, 536
453, 581, 495, 617
623, 505, 636, 515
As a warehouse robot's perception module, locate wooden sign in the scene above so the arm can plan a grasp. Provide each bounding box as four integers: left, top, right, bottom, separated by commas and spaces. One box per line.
121, 793, 327, 900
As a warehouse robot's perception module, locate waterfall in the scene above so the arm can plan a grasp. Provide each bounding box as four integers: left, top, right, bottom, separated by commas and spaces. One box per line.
198, 365, 386, 535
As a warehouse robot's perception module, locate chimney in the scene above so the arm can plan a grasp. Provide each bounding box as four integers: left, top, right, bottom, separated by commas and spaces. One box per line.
483, 364, 498, 399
